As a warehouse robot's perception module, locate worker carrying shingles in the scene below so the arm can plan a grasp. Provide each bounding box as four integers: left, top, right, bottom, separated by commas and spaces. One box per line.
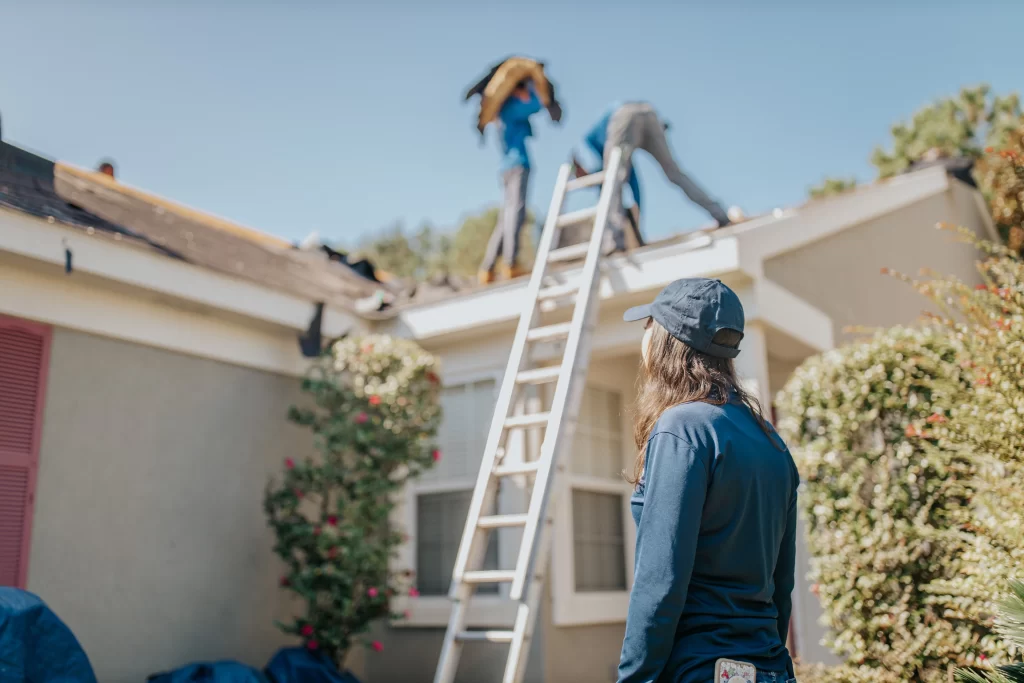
464, 56, 562, 284
579, 101, 732, 251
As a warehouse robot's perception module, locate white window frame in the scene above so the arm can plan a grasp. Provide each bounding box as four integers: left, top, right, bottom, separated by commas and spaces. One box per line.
551, 380, 636, 626
391, 369, 516, 628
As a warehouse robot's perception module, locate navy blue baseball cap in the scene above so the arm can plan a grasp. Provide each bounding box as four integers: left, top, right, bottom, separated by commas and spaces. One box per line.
623, 278, 745, 358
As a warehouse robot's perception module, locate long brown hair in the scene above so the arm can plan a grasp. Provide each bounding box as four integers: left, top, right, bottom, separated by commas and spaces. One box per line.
628, 319, 777, 485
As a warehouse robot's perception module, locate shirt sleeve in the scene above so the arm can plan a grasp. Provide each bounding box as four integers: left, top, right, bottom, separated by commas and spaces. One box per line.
618, 433, 709, 683
500, 91, 542, 124
773, 486, 798, 650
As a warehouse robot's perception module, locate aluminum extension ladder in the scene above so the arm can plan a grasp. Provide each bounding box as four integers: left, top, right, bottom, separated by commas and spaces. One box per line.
433, 147, 625, 683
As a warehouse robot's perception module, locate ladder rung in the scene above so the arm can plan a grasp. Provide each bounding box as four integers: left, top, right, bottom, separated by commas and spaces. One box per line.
515, 366, 561, 385
538, 282, 581, 301
555, 207, 598, 228
494, 461, 541, 477
463, 570, 517, 584
504, 412, 551, 429
526, 322, 571, 343
456, 630, 515, 643
478, 513, 529, 529
566, 172, 605, 192
547, 242, 590, 264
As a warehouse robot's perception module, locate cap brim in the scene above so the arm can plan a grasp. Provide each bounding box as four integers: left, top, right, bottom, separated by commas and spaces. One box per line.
623, 304, 653, 322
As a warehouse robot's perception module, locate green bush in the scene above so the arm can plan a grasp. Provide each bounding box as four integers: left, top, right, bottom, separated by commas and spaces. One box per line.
778, 228, 1024, 681
264, 334, 442, 666
957, 581, 1024, 682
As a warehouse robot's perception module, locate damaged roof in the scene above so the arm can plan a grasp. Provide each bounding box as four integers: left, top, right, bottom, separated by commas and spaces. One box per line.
0, 140, 389, 313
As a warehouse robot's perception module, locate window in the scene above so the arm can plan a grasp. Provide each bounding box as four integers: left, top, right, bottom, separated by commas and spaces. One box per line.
572, 490, 627, 591
567, 385, 629, 593
416, 490, 499, 595
413, 379, 500, 596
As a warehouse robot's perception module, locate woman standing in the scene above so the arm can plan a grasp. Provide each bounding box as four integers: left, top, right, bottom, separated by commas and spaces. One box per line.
617, 278, 799, 683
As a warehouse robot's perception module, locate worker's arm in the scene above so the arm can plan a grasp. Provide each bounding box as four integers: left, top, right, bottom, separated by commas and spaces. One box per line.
500, 88, 542, 124
617, 433, 708, 683
773, 485, 798, 649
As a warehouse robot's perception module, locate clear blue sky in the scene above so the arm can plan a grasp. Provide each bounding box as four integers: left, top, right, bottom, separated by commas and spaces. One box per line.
3, 2, 1023, 246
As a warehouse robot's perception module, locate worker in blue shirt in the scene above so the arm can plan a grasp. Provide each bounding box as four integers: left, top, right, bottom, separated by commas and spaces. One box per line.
479, 80, 554, 284
618, 278, 798, 683
584, 102, 731, 250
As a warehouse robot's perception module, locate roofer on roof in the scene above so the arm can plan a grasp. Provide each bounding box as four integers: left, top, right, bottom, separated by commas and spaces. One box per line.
583, 102, 732, 251
477, 78, 557, 285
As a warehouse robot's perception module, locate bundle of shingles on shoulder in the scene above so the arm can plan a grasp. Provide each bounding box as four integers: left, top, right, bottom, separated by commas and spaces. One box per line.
463, 55, 563, 136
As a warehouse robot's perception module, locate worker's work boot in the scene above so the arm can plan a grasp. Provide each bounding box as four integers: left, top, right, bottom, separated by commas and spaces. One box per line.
478, 269, 497, 285
507, 263, 529, 280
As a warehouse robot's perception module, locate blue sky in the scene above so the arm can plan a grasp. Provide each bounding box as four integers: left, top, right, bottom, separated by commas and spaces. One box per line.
3, 2, 1023, 246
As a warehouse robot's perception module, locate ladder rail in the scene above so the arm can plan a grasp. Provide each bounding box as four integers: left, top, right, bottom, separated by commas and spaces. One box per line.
507, 146, 622, 601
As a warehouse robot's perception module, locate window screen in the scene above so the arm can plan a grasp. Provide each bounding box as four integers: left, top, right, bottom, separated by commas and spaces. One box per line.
423, 380, 496, 482
572, 490, 627, 592
570, 386, 624, 479
416, 490, 500, 596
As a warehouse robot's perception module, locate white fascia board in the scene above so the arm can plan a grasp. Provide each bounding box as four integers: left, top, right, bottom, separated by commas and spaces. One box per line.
0, 208, 360, 338
389, 234, 741, 341
736, 166, 950, 276
745, 279, 834, 352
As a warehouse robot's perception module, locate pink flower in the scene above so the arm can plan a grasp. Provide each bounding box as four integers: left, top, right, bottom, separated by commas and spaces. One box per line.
432, 449, 441, 462
408, 587, 420, 598
355, 412, 369, 424
369, 395, 382, 406
372, 641, 384, 652
313, 526, 322, 537
279, 576, 290, 587
300, 624, 314, 637
285, 457, 295, 469
367, 587, 379, 598
402, 610, 411, 619
327, 515, 338, 527
306, 639, 319, 651
293, 488, 304, 499
328, 547, 338, 559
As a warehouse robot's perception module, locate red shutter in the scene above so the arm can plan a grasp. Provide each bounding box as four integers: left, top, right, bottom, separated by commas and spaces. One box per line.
0, 314, 51, 588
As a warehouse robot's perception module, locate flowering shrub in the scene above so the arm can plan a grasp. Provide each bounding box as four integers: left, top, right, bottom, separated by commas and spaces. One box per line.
976, 128, 1024, 252
778, 224, 1024, 681
264, 334, 442, 667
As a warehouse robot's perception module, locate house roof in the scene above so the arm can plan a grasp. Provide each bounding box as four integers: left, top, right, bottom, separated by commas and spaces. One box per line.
0, 140, 388, 313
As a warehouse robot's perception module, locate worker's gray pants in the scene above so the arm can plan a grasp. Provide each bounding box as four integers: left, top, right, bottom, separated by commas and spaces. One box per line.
481, 166, 529, 271
605, 102, 730, 239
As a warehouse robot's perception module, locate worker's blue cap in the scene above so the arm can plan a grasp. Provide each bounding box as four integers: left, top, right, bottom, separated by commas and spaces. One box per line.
623, 278, 744, 358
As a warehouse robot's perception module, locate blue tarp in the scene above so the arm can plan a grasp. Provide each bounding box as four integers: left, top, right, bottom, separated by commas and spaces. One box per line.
265, 647, 360, 683
147, 661, 270, 683
0, 587, 98, 683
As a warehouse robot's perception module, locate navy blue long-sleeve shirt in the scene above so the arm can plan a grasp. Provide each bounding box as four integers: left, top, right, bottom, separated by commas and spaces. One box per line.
618, 398, 799, 683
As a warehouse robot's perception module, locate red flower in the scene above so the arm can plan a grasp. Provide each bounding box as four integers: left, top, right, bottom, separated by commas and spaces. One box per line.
905, 424, 922, 438
372, 641, 384, 652
879, 267, 890, 275
408, 587, 420, 598
362, 344, 374, 353
369, 395, 382, 406
432, 449, 441, 462
979, 654, 988, 662
403, 609, 411, 619
301, 624, 314, 637
998, 288, 1011, 299
293, 488, 304, 499
279, 576, 290, 587
367, 587, 379, 598
327, 515, 338, 527
926, 413, 947, 424
810, 583, 820, 597
328, 547, 338, 559
976, 377, 990, 387
986, 146, 994, 153
285, 457, 295, 469
306, 639, 319, 651
355, 412, 369, 424
426, 371, 440, 385
313, 526, 322, 537
976, 284, 989, 291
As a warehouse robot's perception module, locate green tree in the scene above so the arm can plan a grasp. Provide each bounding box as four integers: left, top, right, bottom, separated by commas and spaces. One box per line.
445, 207, 536, 276
354, 222, 450, 280
808, 176, 858, 200
871, 85, 1022, 178
264, 334, 442, 667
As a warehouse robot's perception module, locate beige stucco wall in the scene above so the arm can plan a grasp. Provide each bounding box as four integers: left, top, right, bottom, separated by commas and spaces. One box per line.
764, 182, 986, 345
28, 328, 315, 682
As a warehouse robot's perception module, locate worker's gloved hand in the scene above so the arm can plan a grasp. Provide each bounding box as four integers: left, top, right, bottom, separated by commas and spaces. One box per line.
548, 101, 563, 123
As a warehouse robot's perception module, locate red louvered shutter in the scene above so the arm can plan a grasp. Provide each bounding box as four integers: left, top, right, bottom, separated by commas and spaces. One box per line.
0, 314, 51, 588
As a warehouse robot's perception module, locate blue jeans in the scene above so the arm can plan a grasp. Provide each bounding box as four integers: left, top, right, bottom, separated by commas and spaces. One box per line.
757, 672, 796, 683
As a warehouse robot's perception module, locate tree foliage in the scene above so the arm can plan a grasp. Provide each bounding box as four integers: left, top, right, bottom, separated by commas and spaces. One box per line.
871, 85, 1022, 178
975, 128, 1024, 251
778, 226, 1024, 682
354, 208, 536, 281
264, 334, 442, 667
808, 177, 858, 200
